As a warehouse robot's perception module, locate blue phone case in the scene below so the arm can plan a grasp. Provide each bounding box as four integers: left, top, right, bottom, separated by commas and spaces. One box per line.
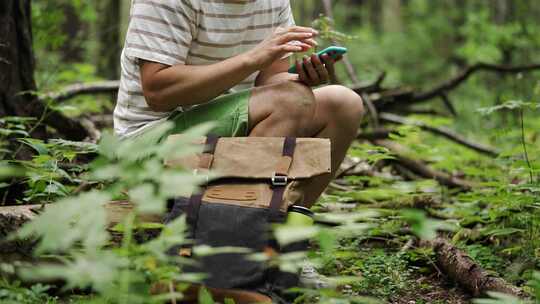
288, 46, 347, 74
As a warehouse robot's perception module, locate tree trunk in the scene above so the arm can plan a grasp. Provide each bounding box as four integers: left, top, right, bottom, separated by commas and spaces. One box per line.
96, 0, 121, 79
0, 0, 36, 118
0, 0, 88, 141
382, 0, 403, 33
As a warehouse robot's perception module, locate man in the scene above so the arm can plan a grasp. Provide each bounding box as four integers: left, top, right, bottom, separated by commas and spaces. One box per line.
114, 0, 364, 207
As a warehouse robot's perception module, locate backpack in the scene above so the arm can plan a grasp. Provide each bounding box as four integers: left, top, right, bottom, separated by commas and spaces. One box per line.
162, 135, 331, 302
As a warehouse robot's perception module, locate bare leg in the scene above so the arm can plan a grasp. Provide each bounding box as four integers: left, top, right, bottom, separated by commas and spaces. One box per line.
248, 81, 316, 137
300, 85, 364, 205
248, 81, 364, 207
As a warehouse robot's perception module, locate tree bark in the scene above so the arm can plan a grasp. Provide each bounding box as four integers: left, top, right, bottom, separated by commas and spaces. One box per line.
0, 0, 89, 141
96, 0, 121, 79
428, 238, 527, 298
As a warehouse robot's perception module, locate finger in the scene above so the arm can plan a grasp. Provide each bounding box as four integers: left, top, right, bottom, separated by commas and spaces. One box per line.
304, 38, 319, 47
321, 54, 336, 78
304, 55, 320, 85
312, 54, 329, 83
280, 44, 303, 53
278, 32, 314, 44
296, 59, 309, 84
281, 41, 311, 50
284, 26, 319, 35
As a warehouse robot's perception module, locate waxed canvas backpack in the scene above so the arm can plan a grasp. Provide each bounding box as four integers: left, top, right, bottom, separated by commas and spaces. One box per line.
162, 135, 331, 302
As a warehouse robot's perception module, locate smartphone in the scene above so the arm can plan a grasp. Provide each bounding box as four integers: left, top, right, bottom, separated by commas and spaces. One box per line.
288, 46, 348, 74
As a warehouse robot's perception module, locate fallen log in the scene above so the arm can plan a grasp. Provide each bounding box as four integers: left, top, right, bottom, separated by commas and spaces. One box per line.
427, 238, 527, 298
39, 80, 120, 103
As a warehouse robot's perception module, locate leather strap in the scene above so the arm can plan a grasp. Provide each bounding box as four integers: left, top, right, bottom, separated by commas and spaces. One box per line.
187, 134, 219, 232
268, 137, 296, 222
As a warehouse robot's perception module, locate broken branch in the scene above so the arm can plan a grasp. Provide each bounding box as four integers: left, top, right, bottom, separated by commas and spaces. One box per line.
374, 140, 476, 189
379, 112, 500, 157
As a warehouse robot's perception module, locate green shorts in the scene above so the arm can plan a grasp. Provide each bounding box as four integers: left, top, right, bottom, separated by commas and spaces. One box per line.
168, 89, 251, 137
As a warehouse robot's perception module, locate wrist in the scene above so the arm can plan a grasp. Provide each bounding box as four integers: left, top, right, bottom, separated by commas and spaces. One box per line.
240, 50, 261, 71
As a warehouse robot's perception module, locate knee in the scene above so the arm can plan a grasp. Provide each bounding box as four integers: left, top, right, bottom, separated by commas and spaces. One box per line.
272, 81, 316, 121
323, 85, 364, 121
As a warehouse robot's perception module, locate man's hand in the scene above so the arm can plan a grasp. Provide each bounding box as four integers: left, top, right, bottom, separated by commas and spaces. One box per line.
246, 26, 318, 70
295, 53, 342, 87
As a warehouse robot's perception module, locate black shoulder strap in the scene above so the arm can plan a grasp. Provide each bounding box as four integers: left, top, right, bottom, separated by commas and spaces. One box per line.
187, 134, 219, 230
268, 137, 296, 222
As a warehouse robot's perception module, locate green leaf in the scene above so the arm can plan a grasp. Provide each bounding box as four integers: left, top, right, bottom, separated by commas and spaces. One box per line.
18, 138, 48, 155
401, 209, 455, 240
129, 183, 164, 214
0, 165, 25, 179
274, 225, 320, 246
16, 191, 111, 253
198, 287, 215, 304
21, 251, 127, 294
193, 245, 252, 256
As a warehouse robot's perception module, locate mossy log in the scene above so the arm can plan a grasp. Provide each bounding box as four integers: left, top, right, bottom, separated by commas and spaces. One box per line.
428, 238, 527, 298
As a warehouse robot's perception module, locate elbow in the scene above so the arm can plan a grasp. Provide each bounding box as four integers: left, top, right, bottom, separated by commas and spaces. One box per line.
143, 89, 171, 112
139, 61, 177, 112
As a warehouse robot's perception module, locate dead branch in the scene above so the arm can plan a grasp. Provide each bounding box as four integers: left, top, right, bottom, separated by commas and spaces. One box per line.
426, 238, 527, 298
374, 140, 476, 189
39, 80, 120, 103
412, 63, 540, 104
440, 93, 458, 117
379, 113, 500, 157
79, 117, 101, 143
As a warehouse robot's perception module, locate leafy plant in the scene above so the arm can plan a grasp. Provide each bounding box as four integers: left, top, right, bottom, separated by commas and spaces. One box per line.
12, 122, 214, 303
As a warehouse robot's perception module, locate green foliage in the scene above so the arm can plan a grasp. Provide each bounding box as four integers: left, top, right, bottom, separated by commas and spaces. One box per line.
354, 250, 414, 299
4, 1, 538, 302
0, 280, 58, 304
10, 122, 214, 303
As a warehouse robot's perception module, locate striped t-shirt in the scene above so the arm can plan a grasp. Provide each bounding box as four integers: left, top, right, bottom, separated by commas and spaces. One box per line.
114, 0, 296, 138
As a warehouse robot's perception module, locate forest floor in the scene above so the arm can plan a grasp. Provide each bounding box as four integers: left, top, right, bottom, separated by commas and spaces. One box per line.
1, 114, 537, 304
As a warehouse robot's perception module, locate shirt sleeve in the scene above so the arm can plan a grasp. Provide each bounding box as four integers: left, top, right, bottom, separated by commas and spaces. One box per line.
124, 0, 197, 66
278, 1, 296, 28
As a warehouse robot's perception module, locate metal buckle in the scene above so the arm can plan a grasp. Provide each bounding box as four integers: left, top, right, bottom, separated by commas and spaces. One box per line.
271, 173, 288, 186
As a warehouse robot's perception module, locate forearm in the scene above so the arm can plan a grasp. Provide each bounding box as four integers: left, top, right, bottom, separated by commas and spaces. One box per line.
142, 54, 258, 112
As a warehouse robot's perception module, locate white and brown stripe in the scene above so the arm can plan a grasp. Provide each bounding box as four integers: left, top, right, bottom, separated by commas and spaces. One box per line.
114, 0, 295, 138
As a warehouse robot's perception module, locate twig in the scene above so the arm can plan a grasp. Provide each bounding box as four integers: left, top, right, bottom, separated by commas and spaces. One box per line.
373, 140, 476, 189
440, 93, 457, 116
519, 109, 534, 183
379, 112, 500, 157
409, 63, 540, 105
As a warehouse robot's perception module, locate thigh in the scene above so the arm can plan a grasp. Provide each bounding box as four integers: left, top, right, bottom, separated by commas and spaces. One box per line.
247, 84, 280, 131
248, 81, 316, 131
169, 89, 251, 137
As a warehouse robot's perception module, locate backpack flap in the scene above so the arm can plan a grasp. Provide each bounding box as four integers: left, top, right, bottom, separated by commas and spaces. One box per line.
164, 136, 331, 180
